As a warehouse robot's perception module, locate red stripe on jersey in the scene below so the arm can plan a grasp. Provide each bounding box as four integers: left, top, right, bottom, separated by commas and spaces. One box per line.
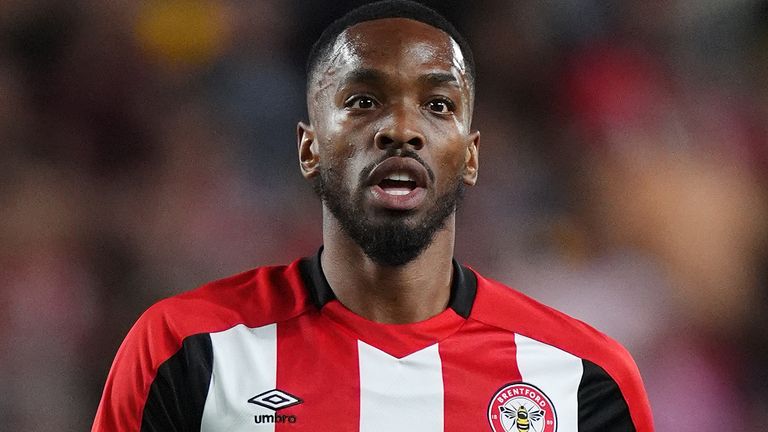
275, 312, 360, 431
440, 319, 522, 430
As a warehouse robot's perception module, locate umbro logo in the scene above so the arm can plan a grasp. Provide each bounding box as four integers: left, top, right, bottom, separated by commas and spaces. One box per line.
248, 389, 302, 425
248, 389, 302, 411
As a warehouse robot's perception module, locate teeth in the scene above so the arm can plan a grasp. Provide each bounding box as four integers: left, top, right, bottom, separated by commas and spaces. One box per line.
384, 189, 410, 196
384, 171, 414, 182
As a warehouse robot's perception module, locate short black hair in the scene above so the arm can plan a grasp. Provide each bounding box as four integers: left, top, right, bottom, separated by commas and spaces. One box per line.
306, 0, 475, 92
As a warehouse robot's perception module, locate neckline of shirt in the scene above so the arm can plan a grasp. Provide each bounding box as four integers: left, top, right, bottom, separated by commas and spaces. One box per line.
297, 247, 478, 358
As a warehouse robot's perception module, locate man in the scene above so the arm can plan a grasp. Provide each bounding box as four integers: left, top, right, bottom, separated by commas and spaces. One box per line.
93, 1, 653, 431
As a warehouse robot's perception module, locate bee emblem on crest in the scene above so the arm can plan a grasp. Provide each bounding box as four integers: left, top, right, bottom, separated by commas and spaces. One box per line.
499, 404, 544, 432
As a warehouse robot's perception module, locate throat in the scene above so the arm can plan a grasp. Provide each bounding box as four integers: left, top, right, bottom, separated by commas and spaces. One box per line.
320, 244, 455, 324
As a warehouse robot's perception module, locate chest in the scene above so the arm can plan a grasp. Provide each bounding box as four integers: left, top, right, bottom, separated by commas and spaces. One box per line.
197, 316, 583, 432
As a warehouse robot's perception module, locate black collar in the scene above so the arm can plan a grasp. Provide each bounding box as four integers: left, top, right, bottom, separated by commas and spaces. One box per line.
298, 247, 477, 319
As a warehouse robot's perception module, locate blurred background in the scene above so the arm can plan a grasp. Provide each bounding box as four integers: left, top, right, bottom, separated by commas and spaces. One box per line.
0, 0, 766, 430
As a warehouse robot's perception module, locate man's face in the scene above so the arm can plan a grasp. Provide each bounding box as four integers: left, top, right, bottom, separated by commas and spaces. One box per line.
299, 18, 479, 266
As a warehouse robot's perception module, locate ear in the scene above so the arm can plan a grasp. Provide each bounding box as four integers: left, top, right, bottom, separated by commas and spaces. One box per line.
462, 130, 480, 186
298, 121, 320, 179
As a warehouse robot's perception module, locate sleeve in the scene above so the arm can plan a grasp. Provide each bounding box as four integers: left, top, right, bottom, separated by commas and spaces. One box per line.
577, 358, 654, 431
141, 334, 213, 431
91, 302, 214, 432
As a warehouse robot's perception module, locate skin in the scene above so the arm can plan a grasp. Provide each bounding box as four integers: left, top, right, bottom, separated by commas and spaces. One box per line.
297, 18, 480, 324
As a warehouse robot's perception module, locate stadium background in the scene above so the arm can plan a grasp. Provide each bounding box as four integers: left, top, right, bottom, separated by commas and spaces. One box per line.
1, 0, 767, 430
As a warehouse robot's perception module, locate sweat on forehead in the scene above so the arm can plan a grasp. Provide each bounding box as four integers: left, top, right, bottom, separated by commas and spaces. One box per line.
306, 0, 475, 92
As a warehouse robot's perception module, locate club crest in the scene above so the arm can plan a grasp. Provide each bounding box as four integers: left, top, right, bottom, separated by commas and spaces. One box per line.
487, 382, 557, 432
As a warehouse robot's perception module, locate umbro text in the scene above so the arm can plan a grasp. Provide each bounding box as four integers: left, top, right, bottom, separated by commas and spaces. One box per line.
254, 414, 297, 424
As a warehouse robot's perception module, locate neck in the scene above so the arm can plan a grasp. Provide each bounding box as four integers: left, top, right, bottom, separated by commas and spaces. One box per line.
320, 210, 456, 324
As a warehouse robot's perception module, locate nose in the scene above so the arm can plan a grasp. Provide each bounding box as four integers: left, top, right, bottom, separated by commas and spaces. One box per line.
374, 105, 425, 150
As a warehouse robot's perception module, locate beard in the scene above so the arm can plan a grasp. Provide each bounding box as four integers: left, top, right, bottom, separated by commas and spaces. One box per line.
314, 152, 465, 267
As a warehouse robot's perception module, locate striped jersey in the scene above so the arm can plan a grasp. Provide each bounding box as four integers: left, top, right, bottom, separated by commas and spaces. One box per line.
93, 251, 653, 431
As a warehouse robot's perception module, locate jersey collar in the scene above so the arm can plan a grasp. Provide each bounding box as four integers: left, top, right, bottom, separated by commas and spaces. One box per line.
298, 246, 477, 319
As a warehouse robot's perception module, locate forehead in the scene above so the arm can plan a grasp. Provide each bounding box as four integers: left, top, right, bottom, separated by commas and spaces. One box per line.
323, 17, 467, 84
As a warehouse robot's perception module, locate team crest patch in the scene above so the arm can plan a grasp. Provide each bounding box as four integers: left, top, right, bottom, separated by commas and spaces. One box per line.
487, 382, 557, 432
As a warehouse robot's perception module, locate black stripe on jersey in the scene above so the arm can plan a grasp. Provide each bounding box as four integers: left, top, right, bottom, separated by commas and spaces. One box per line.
300, 247, 336, 309
141, 333, 213, 432
578, 359, 636, 431
449, 260, 477, 318
300, 247, 477, 317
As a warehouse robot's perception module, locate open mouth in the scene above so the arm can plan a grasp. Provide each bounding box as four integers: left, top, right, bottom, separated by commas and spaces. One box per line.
378, 171, 418, 196
366, 157, 429, 210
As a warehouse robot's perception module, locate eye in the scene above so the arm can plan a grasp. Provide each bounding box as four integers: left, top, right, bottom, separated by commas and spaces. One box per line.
425, 98, 455, 114
345, 95, 379, 110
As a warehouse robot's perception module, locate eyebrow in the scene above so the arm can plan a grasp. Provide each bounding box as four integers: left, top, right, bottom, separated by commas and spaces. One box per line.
338, 68, 386, 90
419, 72, 460, 88
337, 69, 461, 91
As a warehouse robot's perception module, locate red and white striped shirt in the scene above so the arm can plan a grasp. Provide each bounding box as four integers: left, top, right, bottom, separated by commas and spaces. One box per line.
93, 251, 653, 431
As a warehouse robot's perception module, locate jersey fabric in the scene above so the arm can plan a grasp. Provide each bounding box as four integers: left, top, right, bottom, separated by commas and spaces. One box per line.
93, 249, 653, 431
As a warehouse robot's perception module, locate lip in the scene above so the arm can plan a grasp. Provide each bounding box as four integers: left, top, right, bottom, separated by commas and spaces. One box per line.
366, 157, 429, 188
366, 157, 430, 211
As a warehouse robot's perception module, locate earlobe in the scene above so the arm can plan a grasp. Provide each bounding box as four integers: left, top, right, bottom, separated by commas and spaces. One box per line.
297, 122, 320, 179
463, 131, 480, 186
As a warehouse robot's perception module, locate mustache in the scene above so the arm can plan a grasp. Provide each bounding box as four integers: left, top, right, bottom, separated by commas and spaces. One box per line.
357, 149, 435, 185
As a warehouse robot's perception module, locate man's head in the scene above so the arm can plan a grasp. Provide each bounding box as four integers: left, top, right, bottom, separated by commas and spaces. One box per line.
298, 0, 480, 266
305, 1, 476, 104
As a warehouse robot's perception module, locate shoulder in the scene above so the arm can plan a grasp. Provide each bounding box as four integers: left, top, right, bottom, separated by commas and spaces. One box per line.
469, 268, 654, 431
92, 259, 312, 431
471, 269, 633, 368
136, 259, 311, 346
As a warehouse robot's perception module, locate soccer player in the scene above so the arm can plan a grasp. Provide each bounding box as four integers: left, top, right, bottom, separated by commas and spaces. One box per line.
93, 1, 653, 431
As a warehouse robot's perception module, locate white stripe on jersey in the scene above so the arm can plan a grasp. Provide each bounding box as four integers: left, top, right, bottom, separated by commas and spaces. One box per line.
358, 341, 444, 432
202, 324, 277, 432
515, 333, 583, 431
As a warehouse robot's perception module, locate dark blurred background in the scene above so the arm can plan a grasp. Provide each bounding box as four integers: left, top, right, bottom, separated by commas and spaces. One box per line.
1, 0, 767, 430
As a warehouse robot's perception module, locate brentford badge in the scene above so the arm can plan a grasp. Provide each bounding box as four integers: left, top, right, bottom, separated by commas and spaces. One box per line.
487, 382, 557, 432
